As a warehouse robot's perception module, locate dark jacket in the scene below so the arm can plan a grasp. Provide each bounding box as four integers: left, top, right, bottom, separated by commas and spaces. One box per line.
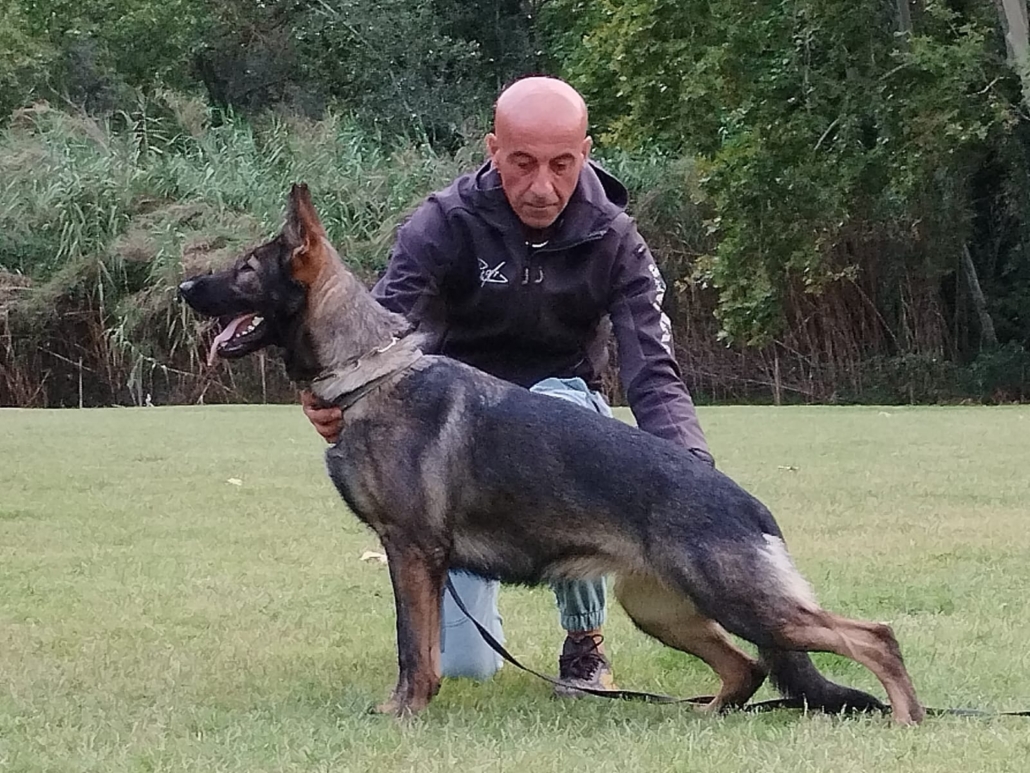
372, 160, 711, 460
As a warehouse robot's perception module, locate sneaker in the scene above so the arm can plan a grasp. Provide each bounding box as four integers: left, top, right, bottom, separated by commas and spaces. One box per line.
554, 633, 617, 698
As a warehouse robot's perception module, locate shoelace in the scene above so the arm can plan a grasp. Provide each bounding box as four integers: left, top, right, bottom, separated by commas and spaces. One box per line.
559, 634, 609, 681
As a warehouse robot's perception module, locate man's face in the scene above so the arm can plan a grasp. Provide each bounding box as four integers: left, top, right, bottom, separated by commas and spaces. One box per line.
486, 122, 591, 231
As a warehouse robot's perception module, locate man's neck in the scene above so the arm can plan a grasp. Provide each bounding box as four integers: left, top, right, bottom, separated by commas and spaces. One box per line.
522, 223, 556, 246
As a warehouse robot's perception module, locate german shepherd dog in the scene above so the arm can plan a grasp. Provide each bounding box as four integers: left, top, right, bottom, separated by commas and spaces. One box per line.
178, 185, 924, 725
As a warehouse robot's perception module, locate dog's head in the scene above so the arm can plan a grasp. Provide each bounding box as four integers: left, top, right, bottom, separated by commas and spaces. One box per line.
178, 184, 329, 372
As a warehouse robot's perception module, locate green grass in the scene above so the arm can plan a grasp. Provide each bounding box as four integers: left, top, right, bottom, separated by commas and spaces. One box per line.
1, 405, 1029, 772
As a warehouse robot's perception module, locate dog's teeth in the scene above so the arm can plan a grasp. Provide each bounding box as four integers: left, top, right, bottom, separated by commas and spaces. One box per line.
229, 316, 263, 340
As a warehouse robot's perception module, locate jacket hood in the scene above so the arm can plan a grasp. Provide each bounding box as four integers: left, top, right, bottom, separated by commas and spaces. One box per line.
455, 160, 629, 246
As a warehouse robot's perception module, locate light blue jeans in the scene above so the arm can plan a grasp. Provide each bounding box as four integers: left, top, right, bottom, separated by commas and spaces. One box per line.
440, 377, 610, 680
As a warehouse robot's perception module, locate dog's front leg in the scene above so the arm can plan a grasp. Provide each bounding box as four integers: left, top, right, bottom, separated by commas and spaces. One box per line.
374, 540, 446, 717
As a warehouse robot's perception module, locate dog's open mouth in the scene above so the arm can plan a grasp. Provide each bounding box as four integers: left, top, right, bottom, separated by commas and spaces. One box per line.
207, 313, 268, 365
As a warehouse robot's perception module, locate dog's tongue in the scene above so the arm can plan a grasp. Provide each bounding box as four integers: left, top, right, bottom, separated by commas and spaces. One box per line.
207, 314, 255, 366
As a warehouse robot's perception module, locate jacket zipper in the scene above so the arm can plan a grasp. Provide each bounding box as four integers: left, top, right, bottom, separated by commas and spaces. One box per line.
517, 230, 608, 340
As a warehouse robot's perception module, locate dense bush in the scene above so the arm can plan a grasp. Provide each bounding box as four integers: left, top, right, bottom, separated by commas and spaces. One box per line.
2, 1, 1028, 405
0, 98, 474, 406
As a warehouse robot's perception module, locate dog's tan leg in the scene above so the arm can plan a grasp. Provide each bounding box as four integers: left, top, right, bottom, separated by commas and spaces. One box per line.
375, 543, 445, 717
775, 607, 924, 725
614, 573, 766, 712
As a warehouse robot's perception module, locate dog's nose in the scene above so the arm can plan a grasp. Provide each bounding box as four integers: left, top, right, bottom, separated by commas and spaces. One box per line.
178, 279, 196, 299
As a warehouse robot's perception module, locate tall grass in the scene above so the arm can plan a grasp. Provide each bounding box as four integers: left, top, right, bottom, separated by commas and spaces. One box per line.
1, 94, 1024, 408
0, 94, 479, 407
0, 94, 477, 281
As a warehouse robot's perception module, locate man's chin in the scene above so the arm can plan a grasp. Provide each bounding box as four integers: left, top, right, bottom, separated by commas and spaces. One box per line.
517, 208, 560, 231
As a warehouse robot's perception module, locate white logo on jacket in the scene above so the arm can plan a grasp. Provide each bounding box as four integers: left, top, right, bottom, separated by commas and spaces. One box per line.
478, 259, 509, 286
648, 262, 674, 355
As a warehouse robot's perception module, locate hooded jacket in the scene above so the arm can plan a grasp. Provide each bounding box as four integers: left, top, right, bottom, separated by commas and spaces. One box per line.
372, 160, 711, 460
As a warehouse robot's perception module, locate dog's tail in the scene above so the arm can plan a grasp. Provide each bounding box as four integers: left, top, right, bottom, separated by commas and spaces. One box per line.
759, 649, 888, 715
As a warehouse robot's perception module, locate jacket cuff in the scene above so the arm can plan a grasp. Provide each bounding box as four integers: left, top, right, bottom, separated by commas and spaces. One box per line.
689, 447, 716, 468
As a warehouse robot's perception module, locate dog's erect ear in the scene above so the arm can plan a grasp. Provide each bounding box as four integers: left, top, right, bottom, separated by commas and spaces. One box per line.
284, 183, 326, 247
283, 183, 329, 285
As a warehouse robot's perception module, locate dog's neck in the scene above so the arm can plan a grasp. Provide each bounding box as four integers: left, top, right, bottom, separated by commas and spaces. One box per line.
302, 246, 422, 404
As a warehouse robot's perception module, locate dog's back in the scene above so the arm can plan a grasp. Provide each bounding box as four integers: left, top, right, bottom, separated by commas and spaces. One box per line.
181, 185, 923, 723
333, 357, 795, 613
327, 355, 923, 724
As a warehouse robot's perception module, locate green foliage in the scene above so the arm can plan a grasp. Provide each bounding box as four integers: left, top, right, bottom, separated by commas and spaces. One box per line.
0, 3, 54, 119
3, 1, 1029, 404
291, 0, 488, 142
845, 353, 974, 405
2, 1, 540, 144
0, 96, 476, 406
550, 0, 1022, 347
970, 342, 1030, 401
0, 97, 471, 280
4, 0, 211, 113
195, 0, 543, 145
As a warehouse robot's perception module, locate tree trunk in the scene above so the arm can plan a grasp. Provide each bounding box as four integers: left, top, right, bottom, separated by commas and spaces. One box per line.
896, 0, 913, 37
994, 0, 1030, 110
961, 246, 999, 348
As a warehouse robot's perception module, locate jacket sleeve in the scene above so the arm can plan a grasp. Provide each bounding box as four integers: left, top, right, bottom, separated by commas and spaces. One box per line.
371, 198, 451, 353
608, 223, 714, 464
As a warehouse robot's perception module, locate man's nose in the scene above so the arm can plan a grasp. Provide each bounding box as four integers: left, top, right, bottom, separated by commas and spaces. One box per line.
528, 167, 555, 197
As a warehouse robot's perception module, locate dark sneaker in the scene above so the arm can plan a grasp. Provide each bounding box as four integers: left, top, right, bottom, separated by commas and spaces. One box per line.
554, 633, 617, 698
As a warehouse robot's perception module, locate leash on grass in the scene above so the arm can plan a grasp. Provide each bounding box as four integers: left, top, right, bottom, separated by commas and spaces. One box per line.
444, 577, 1030, 719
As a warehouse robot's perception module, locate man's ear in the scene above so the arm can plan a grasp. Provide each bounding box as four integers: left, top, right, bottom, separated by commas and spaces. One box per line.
283, 183, 328, 285
485, 133, 500, 164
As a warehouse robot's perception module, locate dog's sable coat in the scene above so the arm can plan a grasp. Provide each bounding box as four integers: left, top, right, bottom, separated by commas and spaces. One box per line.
179, 185, 924, 725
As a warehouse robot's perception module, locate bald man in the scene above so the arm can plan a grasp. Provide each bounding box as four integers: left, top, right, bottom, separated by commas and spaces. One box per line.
303, 76, 713, 695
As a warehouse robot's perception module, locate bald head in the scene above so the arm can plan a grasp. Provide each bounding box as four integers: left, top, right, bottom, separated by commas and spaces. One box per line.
494, 77, 588, 139
486, 77, 592, 231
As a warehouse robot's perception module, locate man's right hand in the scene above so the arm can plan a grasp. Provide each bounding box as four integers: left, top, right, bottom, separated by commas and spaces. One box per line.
300, 390, 343, 443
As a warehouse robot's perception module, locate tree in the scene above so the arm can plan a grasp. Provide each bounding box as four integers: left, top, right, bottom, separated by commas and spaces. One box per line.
994, 0, 1030, 109
544, 0, 1019, 351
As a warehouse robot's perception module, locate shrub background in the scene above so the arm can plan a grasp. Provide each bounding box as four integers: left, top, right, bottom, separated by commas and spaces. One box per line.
2, 0, 1029, 407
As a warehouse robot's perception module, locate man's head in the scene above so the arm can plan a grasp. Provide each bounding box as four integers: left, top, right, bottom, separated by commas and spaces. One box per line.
486, 77, 591, 231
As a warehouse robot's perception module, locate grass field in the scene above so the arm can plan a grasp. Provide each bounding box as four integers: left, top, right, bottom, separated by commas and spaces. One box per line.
1, 404, 1029, 772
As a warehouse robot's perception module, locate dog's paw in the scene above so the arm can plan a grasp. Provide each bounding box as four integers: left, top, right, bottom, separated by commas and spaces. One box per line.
370, 696, 427, 718
890, 703, 926, 726
370, 698, 405, 716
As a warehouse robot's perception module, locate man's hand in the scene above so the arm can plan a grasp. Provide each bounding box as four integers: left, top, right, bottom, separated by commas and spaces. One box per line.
690, 448, 716, 468
300, 390, 342, 443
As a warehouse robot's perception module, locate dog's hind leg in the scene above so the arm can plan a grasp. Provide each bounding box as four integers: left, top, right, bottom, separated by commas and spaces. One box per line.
375, 540, 447, 717
677, 535, 923, 725
767, 607, 924, 726
757, 648, 888, 716
613, 573, 766, 713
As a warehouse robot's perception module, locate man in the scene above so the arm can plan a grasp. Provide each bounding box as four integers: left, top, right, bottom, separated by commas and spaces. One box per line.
302, 76, 713, 695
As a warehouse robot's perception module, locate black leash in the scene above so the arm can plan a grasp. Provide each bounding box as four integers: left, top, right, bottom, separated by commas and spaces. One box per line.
924, 706, 1030, 718
444, 578, 1030, 719
444, 577, 799, 712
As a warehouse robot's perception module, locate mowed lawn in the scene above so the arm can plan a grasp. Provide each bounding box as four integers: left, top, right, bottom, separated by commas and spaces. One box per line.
1, 404, 1029, 772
